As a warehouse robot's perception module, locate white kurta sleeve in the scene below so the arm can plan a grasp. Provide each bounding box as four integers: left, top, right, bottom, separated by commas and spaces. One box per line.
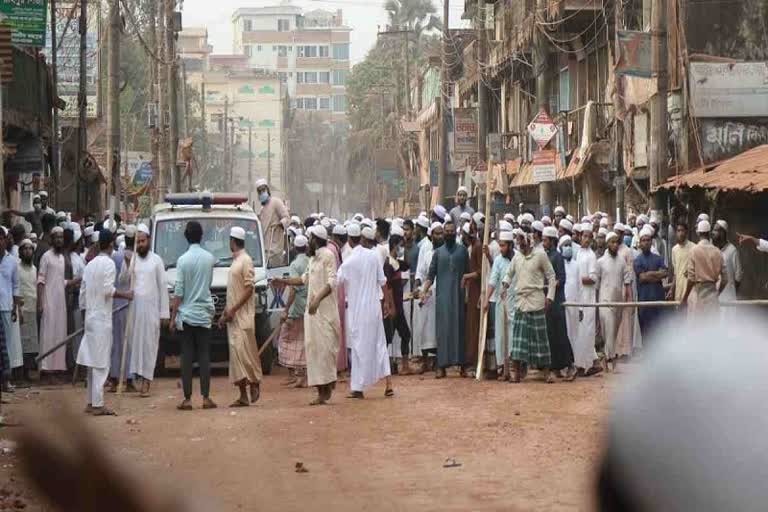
79, 270, 87, 311
103, 261, 117, 299
156, 258, 170, 319
759, 239, 768, 253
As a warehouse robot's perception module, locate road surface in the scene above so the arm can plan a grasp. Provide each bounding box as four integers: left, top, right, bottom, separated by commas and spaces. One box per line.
0, 368, 615, 511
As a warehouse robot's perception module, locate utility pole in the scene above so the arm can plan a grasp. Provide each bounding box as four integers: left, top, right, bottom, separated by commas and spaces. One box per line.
148, 0, 159, 203
477, 0, 488, 163
438, 0, 450, 205
230, 119, 235, 188
267, 129, 272, 188
107, 0, 121, 219
649, 0, 668, 209
200, 81, 207, 182
49, 0, 59, 207
248, 125, 253, 203
180, 60, 189, 139
223, 96, 229, 189
535, 0, 553, 216
166, 0, 180, 192
76, 0, 88, 214
157, 0, 168, 201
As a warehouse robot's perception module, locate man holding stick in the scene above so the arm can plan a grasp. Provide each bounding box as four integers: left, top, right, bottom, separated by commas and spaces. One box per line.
77, 230, 133, 416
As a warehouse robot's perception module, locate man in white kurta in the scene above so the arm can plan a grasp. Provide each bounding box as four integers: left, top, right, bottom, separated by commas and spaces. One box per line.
78, 232, 132, 415
37, 227, 69, 375
714, 220, 742, 320
412, 223, 440, 370
596, 233, 633, 370
127, 225, 170, 396
574, 227, 600, 375
337, 228, 393, 399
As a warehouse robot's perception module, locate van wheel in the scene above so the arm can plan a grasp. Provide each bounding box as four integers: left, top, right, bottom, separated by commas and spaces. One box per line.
256, 312, 274, 375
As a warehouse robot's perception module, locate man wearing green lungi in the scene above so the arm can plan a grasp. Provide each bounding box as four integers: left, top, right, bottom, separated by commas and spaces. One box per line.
421, 220, 469, 379
501, 231, 557, 383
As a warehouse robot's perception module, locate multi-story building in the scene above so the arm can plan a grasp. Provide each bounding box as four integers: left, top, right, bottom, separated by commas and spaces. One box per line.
231, 4, 351, 126
178, 26, 213, 88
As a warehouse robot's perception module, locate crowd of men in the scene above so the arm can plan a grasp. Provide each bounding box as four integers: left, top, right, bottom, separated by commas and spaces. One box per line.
1, 183, 767, 412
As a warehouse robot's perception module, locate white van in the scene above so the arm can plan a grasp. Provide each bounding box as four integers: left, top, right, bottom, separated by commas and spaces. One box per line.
150, 193, 276, 374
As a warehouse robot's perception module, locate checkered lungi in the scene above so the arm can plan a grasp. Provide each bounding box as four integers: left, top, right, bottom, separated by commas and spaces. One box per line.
278, 316, 306, 369
510, 309, 551, 368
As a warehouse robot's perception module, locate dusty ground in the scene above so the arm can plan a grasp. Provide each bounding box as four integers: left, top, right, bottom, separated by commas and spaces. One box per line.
0, 367, 616, 511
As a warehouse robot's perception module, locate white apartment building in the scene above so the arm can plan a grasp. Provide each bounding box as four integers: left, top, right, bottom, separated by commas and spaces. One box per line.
231, 4, 351, 125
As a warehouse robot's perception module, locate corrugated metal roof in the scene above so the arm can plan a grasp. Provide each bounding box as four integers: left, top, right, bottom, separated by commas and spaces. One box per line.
658, 145, 768, 193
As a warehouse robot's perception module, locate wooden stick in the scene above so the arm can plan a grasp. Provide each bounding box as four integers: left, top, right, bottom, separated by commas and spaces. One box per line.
563, 301, 680, 308
502, 302, 510, 381
475, 163, 494, 380
117, 251, 137, 395
258, 322, 282, 357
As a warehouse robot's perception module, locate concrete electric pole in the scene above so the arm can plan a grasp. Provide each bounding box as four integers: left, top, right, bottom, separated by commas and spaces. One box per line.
438, 0, 450, 205
649, 0, 668, 209
107, 0, 121, 218
166, 0, 180, 192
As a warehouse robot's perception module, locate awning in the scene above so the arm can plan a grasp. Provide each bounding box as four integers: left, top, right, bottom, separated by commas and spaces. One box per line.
657, 144, 768, 194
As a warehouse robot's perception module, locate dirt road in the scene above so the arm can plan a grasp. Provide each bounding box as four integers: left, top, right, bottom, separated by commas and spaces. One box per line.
0, 369, 615, 511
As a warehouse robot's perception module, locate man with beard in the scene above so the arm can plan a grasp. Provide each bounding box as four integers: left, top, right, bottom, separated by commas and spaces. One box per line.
449, 186, 475, 227
574, 226, 602, 377
339, 226, 392, 398
218, 227, 262, 407
34, 213, 57, 269
460, 223, 482, 377
713, 220, 742, 319
669, 222, 695, 303
255, 179, 290, 267
126, 225, 170, 397
328, 224, 348, 375
553, 206, 566, 228
635, 227, 669, 337
17, 239, 38, 383
0, 228, 21, 390
37, 226, 69, 380
302, 226, 341, 405
597, 233, 633, 372
422, 220, 469, 378
107, 225, 135, 393
412, 218, 438, 370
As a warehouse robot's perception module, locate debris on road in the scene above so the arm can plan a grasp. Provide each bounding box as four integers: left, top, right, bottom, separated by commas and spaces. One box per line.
443, 458, 462, 468
295, 462, 309, 473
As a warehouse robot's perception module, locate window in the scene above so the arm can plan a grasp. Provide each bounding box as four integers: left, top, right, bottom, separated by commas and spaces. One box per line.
278, 72, 288, 83
319, 46, 329, 58
278, 45, 288, 57
295, 98, 303, 109
298, 45, 318, 58
319, 71, 330, 84
304, 97, 318, 110
296, 72, 303, 83
332, 69, 348, 86
304, 71, 318, 84
256, 45, 262, 52
278, 19, 290, 32
332, 94, 346, 112
244, 45, 252, 57
243, 19, 252, 31
332, 43, 349, 61
272, 45, 277, 52
319, 97, 330, 110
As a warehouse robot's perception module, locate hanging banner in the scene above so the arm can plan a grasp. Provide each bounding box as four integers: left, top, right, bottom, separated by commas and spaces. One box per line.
616, 30, 652, 78
0, 0, 47, 47
453, 108, 478, 153
532, 150, 557, 183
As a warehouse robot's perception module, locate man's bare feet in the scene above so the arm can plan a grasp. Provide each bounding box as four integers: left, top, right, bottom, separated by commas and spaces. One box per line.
346, 391, 364, 399
202, 398, 218, 409
105, 381, 117, 393
249, 382, 261, 403
90, 407, 117, 416
139, 380, 151, 398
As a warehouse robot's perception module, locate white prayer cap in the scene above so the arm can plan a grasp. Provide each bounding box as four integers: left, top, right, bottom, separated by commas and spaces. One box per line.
598, 227, 609, 237
581, 216, 592, 223
290, 215, 301, 225
499, 231, 515, 242
318, 212, 326, 219
430, 221, 443, 233
32, 194, 40, 202
522, 213, 534, 223
347, 223, 362, 237
394, 217, 404, 226
640, 225, 656, 239
559, 219, 574, 233
554, 206, 566, 215
137, 223, 151, 236
415, 216, 430, 229
116, 234, 125, 247
572, 222, 583, 233
566, 214, 575, 223
637, 214, 650, 224
532, 220, 544, 233
614, 222, 627, 233
697, 213, 710, 223
361, 226, 376, 241
287, 226, 300, 237
310, 213, 320, 220
558, 234, 572, 248
124, 224, 137, 238
582, 223, 594, 232
513, 228, 525, 237
320, 218, 331, 230
433, 205, 447, 220
460, 211, 472, 221
542, 215, 552, 226
503, 213, 515, 222
294, 235, 308, 248
498, 220, 513, 232
39, 190, 49, 197
697, 220, 711, 233
600, 218, 609, 228
230, 226, 246, 240
255, 178, 268, 189
29, 233, 38, 242
716, 220, 728, 232
353, 213, 364, 221
391, 224, 405, 237
103, 219, 117, 232
91, 231, 99, 243
461, 223, 471, 235
51, 226, 64, 235
606, 231, 619, 243
456, 185, 469, 194
19, 238, 34, 249
543, 226, 558, 239
472, 212, 485, 225
361, 218, 374, 228
73, 230, 82, 243
332, 224, 347, 236
56, 210, 66, 219
311, 225, 329, 241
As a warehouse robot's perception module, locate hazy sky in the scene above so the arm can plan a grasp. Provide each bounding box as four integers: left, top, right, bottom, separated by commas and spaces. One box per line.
182, 0, 470, 65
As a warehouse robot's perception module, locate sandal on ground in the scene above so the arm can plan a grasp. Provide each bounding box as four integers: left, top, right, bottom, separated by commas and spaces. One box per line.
385, 388, 394, 398
250, 383, 261, 403
177, 400, 193, 411
202, 398, 218, 410
91, 407, 117, 416
229, 399, 249, 407
585, 366, 604, 377
346, 391, 364, 399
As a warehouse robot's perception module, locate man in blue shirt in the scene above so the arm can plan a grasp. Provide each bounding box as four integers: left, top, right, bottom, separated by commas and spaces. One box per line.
170, 221, 216, 411
0, 227, 20, 393
634, 227, 668, 339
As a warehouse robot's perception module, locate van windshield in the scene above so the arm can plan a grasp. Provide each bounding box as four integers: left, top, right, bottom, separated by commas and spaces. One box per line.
154, 218, 263, 268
